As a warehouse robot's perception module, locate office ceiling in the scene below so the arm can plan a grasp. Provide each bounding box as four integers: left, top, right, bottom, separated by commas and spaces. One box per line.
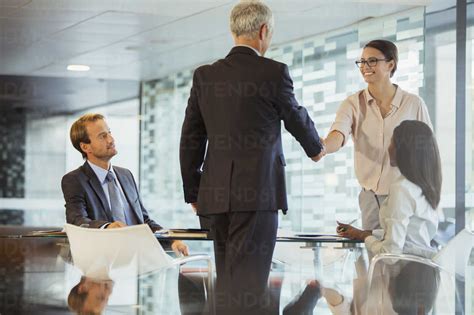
0, 0, 431, 113
0, 0, 432, 81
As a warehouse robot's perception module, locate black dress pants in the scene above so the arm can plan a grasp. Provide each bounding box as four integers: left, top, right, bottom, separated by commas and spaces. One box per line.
210, 211, 278, 315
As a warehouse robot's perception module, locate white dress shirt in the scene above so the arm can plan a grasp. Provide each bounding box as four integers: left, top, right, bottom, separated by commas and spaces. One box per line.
234, 44, 261, 56
87, 160, 124, 210
87, 160, 137, 227
365, 175, 439, 258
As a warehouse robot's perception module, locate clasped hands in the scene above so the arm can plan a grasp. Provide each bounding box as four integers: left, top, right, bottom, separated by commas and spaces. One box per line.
311, 137, 327, 162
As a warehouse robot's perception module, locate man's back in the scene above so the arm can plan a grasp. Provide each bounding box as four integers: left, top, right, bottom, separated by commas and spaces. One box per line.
180, 46, 323, 214
196, 46, 285, 158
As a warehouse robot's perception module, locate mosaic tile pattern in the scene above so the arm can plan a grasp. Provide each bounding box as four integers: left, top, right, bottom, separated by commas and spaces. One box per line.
0, 109, 26, 198
140, 8, 425, 234
0, 210, 24, 225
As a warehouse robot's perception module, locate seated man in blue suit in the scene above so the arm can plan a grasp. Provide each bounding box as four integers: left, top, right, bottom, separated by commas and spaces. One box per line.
62, 113, 188, 256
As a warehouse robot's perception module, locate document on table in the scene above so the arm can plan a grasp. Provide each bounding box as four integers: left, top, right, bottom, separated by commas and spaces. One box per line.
65, 224, 173, 279
155, 228, 208, 238
276, 228, 345, 240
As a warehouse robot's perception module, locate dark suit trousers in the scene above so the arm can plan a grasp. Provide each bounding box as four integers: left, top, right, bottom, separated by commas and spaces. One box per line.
210, 211, 278, 315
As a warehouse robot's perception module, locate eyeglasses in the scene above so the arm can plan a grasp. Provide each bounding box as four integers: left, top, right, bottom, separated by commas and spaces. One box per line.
355, 57, 390, 68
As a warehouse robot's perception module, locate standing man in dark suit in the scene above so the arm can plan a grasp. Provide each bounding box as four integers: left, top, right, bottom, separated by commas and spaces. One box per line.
62, 113, 188, 256
180, 1, 325, 313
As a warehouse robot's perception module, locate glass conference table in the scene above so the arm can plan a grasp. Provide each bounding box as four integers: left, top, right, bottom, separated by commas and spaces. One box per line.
0, 228, 365, 315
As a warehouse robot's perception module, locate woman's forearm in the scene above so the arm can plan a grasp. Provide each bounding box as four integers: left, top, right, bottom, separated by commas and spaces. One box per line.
324, 130, 345, 154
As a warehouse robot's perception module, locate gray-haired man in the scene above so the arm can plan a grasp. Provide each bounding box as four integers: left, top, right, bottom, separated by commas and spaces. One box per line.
180, 1, 324, 313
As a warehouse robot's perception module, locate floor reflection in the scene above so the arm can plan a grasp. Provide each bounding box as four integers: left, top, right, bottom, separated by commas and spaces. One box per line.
0, 234, 367, 315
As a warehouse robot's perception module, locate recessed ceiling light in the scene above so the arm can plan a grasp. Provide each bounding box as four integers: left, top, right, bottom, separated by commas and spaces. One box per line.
67, 64, 90, 72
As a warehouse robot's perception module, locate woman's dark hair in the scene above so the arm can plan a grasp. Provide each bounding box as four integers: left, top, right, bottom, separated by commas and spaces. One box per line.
393, 120, 442, 209
364, 39, 398, 77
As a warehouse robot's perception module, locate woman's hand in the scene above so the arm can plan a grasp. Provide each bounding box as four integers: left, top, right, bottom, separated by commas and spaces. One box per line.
336, 221, 371, 241
171, 240, 189, 256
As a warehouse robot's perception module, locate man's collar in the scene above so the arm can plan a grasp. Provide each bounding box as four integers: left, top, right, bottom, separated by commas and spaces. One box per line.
234, 44, 261, 56
227, 45, 261, 58
87, 160, 113, 184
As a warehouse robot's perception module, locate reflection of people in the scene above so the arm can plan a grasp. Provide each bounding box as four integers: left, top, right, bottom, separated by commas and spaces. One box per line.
62, 113, 188, 256
323, 39, 433, 230
389, 262, 440, 315
282, 280, 321, 315
320, 261, 441, 315
179, 1, 324, 313
68, 277, 114, 314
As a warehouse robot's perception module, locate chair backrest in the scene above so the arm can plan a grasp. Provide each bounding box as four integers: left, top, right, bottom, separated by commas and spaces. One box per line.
64, 223, 172, 279
433, 229, 473, 279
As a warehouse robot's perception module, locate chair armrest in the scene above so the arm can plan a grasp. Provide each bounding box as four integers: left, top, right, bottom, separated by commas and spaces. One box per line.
173, 254, 212, 266
172, 254, 214, 314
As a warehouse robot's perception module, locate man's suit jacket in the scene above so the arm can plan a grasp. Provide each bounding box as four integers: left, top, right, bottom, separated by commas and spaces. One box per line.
61, 161, 161, 230
180, 46, 323, 215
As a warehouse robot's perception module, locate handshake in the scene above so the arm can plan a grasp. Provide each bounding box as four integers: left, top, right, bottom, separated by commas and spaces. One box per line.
311, 137, 327, 163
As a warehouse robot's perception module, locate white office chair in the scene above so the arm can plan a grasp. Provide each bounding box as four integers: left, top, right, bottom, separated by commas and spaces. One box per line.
365, 229, 473, 315
64, 223, 215, 314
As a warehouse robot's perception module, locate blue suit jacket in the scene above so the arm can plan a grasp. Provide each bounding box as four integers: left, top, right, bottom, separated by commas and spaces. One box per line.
61, 161, 162, 231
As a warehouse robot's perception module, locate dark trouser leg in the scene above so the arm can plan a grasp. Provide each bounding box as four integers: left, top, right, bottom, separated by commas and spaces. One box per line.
210, 213, 231, 314
228, 211, 278, 315
210, 211, 278, 315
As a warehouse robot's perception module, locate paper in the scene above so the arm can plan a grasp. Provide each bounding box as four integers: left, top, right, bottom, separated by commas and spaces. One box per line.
294, 233, 340, 238
65, 224, 173, 280
277, 228, 344, 240
155, 229, 208, 238
278, 235, 345, 241
26, 229, 66, 237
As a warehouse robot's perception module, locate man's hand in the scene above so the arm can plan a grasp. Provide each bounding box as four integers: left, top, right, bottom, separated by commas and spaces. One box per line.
171, 240, 189, 256
106, 221, 127, 229
311, 143, 326, 162
336, 221, 371, 241
191, 202, 198, 214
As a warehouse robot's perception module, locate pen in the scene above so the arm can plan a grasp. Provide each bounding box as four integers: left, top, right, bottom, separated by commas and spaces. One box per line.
337, 218, 358, 233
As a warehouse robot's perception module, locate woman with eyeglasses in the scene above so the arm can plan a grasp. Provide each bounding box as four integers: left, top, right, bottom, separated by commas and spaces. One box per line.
322, 39, 432, 231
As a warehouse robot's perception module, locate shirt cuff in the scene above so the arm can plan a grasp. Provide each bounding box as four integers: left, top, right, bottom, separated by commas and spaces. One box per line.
364, 235, 379, 251
371, 229, 384, 240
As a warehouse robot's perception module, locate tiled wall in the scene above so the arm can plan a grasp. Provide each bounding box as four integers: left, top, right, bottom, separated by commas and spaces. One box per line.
266, 8, 425, 232
0, 109, 26, 225
140, 8, 425, 233
0, 109, 26, 198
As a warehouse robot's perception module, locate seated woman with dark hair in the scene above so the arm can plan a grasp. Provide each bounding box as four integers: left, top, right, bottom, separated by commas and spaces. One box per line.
325, 120, 442, 314
337, 120, 441, 258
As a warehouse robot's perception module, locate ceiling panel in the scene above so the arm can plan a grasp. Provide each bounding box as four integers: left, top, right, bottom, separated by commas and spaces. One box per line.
0, 17, 81, 45
23, 0, 231, 17
0, 0, 31, 7
126, 3, 234, 55
0, 6, 17, 17
8, 7, 98, 22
